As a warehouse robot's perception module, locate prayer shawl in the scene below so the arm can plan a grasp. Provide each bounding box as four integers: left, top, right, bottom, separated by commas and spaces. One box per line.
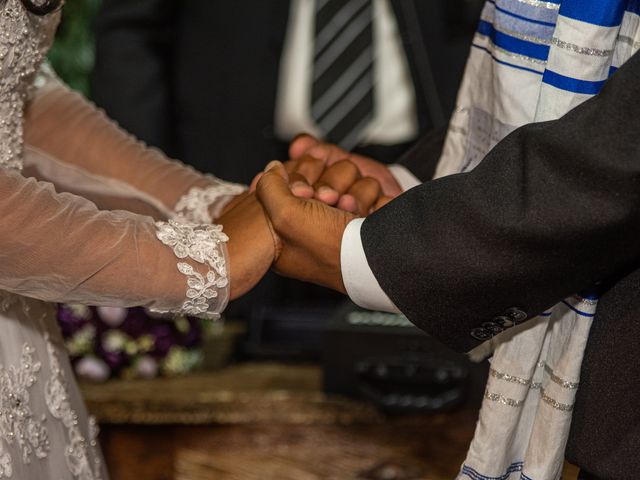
433, 1, 640, 479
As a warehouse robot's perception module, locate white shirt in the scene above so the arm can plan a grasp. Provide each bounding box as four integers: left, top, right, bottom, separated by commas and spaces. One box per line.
275, 0, 418, 145
274, 0, 422, 312
341, 165, 421, 313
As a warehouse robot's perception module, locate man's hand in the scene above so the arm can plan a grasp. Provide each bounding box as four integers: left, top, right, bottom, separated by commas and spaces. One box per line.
256, 161, 368, 293
289, 134, 403, 198
221, 155, 386, 299
250, 154, 390, 215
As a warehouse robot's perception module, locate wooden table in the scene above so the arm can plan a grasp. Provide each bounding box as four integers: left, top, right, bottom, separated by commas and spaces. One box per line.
81, 363, 579, 480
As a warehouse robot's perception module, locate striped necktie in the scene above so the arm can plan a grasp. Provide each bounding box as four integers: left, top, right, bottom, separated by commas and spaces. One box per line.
311, 0, 374, 150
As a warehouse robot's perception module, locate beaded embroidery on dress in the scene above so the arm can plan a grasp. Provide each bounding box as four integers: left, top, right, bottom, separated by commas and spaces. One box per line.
0, 0, 58, 171
0, 1, 109, 478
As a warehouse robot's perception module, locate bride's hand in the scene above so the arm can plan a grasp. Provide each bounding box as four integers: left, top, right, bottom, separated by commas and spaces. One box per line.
217, 192, 276, 300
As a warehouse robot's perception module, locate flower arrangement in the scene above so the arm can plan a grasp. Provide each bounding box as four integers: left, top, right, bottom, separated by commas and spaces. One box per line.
57, 304, 217, 382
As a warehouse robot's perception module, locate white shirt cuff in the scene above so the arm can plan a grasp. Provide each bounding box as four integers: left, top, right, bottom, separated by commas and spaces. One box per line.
388, 164, 421, 191
341, 218, 400, 313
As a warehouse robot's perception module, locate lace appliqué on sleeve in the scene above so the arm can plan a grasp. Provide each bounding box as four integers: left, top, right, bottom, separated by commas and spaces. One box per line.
172, 179, 246, 224
154, 220, 230, 319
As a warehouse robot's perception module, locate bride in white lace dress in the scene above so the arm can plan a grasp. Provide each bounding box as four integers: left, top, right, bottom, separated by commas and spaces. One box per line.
0, 0, 292, 478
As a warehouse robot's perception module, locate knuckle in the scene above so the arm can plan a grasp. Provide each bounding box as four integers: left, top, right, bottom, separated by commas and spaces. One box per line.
360, 176, 379, 188
272, 202, 294, 231
334, 159, 358, 176
355, 177, 380, 195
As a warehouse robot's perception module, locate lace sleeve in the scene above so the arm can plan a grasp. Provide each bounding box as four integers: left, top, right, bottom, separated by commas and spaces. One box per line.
0, 167, 229, 319
154, 220, 230, 318
24, 68, 246, 221
171, 178, 246, 223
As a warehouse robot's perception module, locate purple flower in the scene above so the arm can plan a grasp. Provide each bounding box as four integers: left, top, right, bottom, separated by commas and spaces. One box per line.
150, 324, 176, 357
57, 305, 91, 338
75, 356, 110, 383
95, 335, 128, 371
135, 355, 159, 379
118, 308, 150, 338
96, 307, 127, 328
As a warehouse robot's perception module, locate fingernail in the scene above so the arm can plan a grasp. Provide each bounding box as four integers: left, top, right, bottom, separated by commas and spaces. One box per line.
265, 160, 282, 172
318, 186, 337, 196
291, 181, 310, 191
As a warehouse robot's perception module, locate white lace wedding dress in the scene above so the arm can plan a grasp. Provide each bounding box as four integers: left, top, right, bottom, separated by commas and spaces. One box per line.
0, 1, 245, 478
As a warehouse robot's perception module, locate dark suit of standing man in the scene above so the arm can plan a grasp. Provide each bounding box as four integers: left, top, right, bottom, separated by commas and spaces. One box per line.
91, 0, 481, 183
335, 53, 640, 479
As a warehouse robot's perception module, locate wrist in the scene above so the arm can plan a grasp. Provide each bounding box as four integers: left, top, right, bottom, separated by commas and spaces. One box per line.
216, 190, 249, 219
221, 194, 275, 300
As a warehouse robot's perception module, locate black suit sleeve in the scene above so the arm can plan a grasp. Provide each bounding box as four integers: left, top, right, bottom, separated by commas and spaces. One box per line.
361, 51, 640, 353
91, 0, 178, 155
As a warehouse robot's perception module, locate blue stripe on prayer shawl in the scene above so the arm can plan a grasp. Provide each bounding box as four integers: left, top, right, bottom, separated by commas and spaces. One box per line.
493, 7, 557, 40
561, 300, 596, 317
472, 44, 545, 75
477, 20, 550, 61
558, 0, 626, 27
489, 0, 558, 27
460, 462, 524, 480
610, 65, 619, 76
496, 0, 560, 24
543, 70, 606, 94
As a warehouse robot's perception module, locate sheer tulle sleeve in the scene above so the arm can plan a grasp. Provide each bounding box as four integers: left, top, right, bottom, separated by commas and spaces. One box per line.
23, 68, 246, 222
0, 166, 230, 318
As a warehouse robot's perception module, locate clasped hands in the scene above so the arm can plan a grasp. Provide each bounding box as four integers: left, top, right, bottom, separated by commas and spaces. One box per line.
218, 135, 402, 300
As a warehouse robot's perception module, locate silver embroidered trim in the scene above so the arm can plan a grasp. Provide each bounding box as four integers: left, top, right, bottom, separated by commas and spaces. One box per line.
0, 343, 50, 477
572, 294, 598, 305
540, 388, 573, 412
478, 38, 548, 65
155, 220, 229, 319
530, 382, 543, 390
483, 22, 551, 45
516, 0, 560, 10
618, 35, 640, 51
490, 368, 531, 386
551, 37, 613, 57
544, 365, 579, 389
484, 390, 524, 407
173, 181, 246, 224
44, 336, 102, 480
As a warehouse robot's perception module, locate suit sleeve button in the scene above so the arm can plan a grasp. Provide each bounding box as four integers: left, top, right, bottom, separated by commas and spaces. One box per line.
505, 307, 527, 323
471, 328, 492, 341
492, 316, 514, 328
482, 322, 504, 334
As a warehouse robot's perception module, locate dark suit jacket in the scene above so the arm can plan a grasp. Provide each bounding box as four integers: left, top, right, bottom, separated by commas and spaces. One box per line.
364, 52, 640, 479
91, 0, 480, 183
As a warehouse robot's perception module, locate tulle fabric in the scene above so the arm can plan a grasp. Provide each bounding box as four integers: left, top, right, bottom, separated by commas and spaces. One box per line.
0, 72, 244, 314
